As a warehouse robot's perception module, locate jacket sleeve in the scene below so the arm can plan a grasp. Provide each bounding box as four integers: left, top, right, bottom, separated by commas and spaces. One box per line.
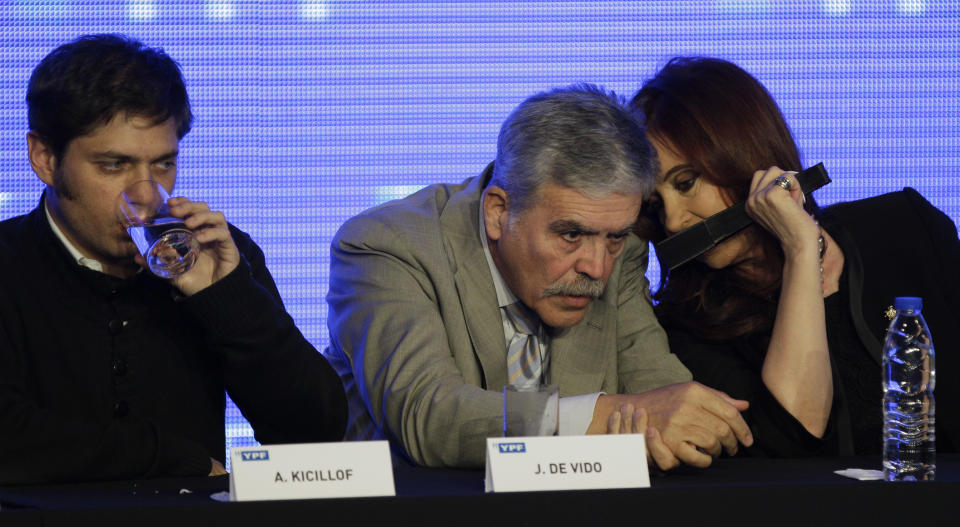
326, 213, 504, 468
667, 328, 841, 457
180, 228, 348, 446
615, 235, 692, 394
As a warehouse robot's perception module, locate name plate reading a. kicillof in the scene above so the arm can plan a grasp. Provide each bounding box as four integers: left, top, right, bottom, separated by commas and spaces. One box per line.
484, 435, 649, 493
229, 441, 395, 501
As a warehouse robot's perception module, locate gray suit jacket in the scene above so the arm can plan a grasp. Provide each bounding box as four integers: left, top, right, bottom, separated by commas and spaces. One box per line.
325, 166, 691, 467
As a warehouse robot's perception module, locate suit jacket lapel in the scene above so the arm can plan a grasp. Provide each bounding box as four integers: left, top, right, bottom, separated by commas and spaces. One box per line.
439, 164, 509, 391
550, 298, 612, 396
822, 216, 883, 364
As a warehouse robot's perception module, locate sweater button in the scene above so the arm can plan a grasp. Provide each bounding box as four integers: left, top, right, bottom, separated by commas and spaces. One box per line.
113, 400, 129, 418
112, 359, 128, 376
107, 319, 123, 335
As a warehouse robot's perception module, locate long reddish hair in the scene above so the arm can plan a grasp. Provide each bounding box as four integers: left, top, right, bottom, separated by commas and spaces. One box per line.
630, 57, 817, 339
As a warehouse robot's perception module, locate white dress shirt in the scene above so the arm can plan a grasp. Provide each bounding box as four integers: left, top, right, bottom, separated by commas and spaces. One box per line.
45, 201, 104, 273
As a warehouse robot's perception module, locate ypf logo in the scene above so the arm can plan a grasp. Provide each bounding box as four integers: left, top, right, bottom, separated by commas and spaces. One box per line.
498, 442, 526, 454
240, 450, 270, 461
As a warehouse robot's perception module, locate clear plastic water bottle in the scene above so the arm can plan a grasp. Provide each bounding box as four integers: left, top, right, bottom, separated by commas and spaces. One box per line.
882, 296, 936, 481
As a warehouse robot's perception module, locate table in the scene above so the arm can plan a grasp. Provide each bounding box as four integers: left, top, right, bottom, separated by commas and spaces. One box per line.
2, 455, 957, 526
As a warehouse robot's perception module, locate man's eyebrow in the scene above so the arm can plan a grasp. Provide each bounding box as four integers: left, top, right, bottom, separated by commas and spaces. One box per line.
89, 151, 133, 161
152, 150, 179, 163
548, 219, 598, 235
549, 220, 632, 237
88, 150, 179, 163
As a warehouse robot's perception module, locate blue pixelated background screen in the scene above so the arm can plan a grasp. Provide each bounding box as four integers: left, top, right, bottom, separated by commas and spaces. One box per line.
1, 1, 957, 468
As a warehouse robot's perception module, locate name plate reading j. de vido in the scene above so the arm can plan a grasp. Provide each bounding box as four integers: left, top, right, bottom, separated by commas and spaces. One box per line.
484, 435, 650, 493
229, 441, 395, 501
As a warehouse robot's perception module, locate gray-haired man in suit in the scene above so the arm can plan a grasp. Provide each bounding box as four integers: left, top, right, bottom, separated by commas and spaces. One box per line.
326, 84, 753, 469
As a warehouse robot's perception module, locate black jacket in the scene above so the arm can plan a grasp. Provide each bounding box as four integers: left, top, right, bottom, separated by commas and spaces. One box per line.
0, 200, 347, 484
667, 188, 958, 456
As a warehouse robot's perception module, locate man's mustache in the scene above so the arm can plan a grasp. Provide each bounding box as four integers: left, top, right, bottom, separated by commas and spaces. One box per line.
542, 275, 604, 299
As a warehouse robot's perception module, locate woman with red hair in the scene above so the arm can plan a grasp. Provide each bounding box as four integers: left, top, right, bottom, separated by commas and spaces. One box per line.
630, 57, 958, 457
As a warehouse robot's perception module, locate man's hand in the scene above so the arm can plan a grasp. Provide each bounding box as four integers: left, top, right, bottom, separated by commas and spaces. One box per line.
590, 382, 752, 471
159, 196, 241, 296
209, 458, 228, 476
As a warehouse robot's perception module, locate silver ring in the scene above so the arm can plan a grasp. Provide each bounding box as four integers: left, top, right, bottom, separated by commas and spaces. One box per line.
773, 174, 792, 191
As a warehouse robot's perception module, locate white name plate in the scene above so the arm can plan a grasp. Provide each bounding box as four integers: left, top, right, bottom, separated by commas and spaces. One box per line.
229, 441, 395, 501
484, 435, 649, 493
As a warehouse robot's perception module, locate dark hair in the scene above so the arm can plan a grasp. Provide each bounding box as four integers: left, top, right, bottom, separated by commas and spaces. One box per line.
26, 33, 193, 161
629, 57, 817, 339
491, 83, 656, 215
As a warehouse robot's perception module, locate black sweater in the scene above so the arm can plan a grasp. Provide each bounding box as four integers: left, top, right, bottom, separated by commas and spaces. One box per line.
666, 188, 959, 457
0, 201, 347, 484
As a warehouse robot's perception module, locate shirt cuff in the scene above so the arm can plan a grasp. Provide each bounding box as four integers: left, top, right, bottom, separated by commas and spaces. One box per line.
559, 392, 603, 435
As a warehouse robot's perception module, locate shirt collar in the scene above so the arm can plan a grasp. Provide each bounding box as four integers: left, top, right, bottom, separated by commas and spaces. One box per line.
44, 197, 105, 273
478, 196, 519, 309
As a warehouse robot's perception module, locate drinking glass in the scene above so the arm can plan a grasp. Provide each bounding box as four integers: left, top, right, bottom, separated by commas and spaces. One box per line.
503, 384, 559, 437
116, 180, 198, 278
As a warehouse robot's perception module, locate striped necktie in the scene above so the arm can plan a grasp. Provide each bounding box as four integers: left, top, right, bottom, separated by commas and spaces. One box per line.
504, 302, 543, 389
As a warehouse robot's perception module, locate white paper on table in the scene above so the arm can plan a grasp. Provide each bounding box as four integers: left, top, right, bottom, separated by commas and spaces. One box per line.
834, 468, 884, 481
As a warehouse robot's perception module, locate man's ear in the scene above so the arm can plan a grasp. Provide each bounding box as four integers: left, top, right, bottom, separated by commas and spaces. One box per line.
27, 132, 57, 187
483, 186, 510, 241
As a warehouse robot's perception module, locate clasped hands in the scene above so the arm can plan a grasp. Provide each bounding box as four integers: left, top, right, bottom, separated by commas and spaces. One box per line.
590, 382, 752, 471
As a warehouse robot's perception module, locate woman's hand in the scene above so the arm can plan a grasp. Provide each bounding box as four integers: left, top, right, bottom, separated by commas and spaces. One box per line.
745, 166, 819, 258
